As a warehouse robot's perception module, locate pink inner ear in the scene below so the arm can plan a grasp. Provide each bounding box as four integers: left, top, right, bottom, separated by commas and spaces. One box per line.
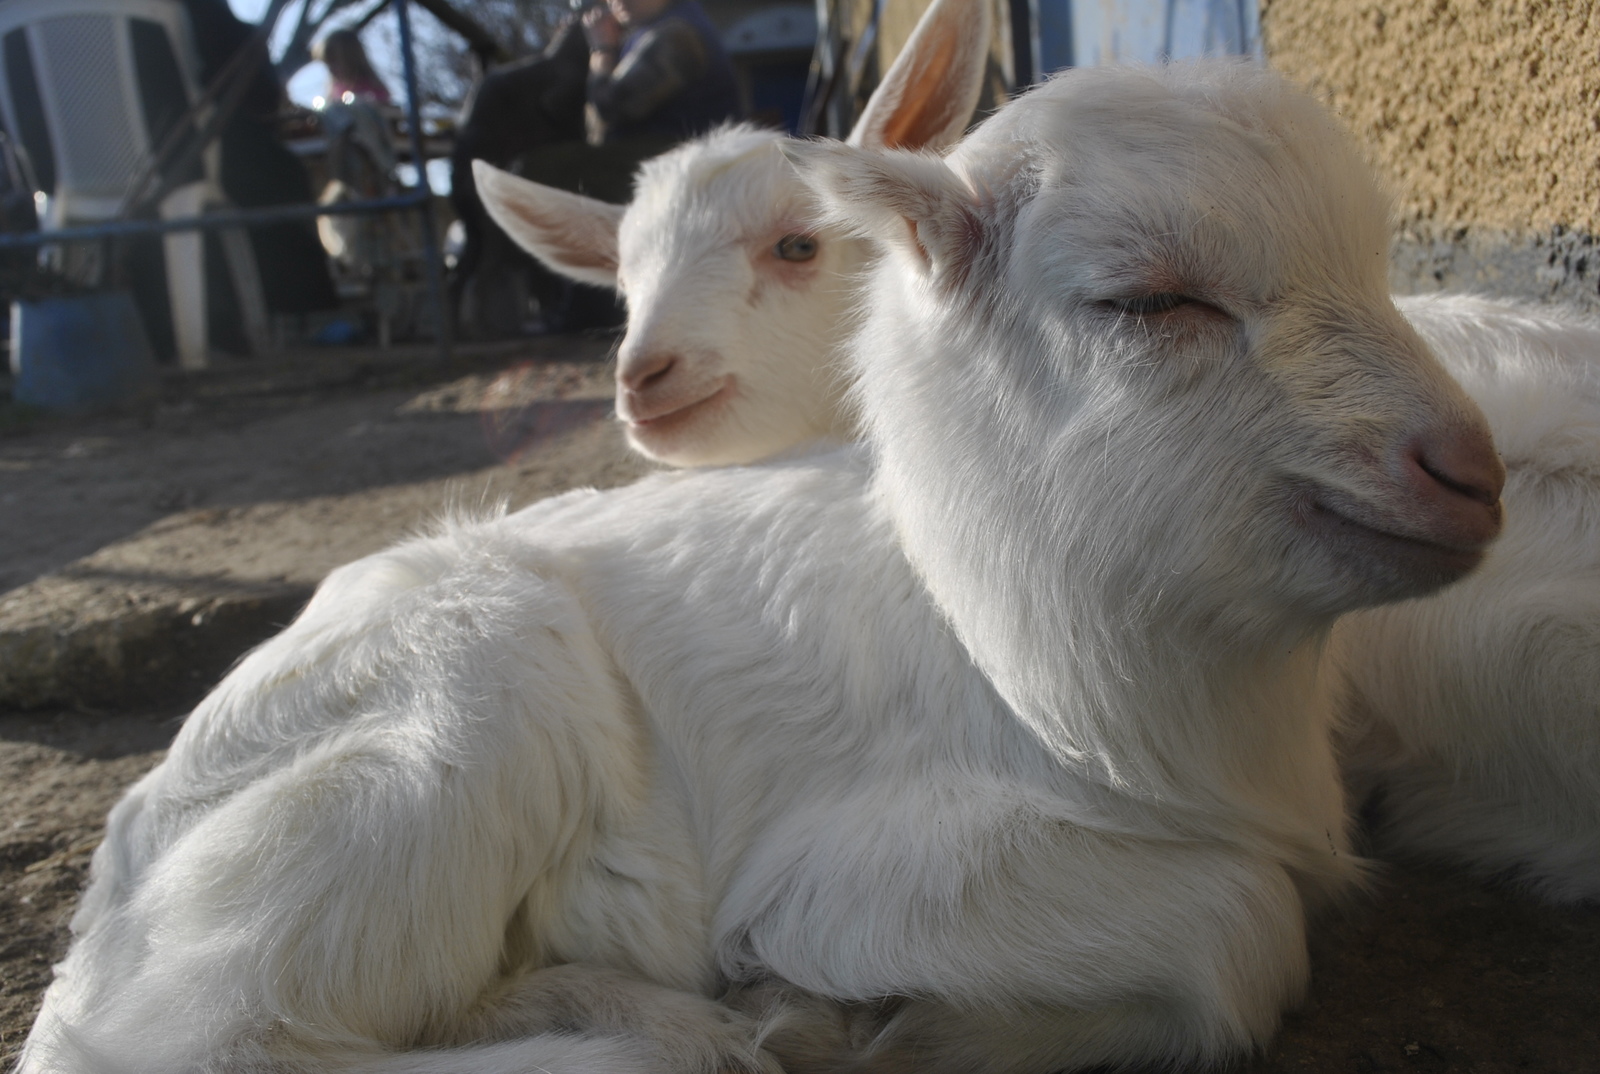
879, 31, 965, 150
507, 199, 618, 273
905, 219, 932, 266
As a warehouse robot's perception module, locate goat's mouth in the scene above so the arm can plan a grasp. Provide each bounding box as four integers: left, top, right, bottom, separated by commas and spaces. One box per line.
1297, 489, 1488, 583
622, 378, 735, 436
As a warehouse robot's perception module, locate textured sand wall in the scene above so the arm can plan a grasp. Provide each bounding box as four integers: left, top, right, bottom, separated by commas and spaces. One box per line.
1262, 0, 1600, 306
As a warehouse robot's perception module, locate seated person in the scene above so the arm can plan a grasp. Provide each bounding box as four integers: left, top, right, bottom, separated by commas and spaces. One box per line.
117, 0, 338, 358
581, 0, 739, 145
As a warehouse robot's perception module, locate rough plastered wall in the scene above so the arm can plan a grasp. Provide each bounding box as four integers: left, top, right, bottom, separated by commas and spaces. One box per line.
1261, 0, 1600, 310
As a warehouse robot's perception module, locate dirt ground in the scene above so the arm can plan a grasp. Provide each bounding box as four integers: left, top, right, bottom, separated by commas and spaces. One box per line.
1, 339, 1596, 1072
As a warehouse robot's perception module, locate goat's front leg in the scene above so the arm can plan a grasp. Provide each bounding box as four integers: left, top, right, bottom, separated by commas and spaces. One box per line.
732, 981, 1218, 1074
454, 964, 782, 1074
723, 796, 1324, 1073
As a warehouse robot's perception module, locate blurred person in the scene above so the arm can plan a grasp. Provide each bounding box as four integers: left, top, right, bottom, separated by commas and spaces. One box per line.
180, 0, 337, 319
118, 0, 338, 358
581, 0, 739, 144
447, 20, 590, 338
317, 29, 392, 106
313, 30, 403, 314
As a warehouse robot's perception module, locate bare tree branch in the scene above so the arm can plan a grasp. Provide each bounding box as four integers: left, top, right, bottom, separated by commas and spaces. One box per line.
411, 0, 510, 65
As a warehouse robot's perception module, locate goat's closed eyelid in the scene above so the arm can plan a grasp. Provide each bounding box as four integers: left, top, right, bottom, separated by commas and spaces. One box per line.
1101, 293, 1194, 314
1097, 293, 1231, 319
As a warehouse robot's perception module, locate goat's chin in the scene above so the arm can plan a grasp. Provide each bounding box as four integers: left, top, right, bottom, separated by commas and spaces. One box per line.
1295, 491, 1488, 603
621, 381, 737, 463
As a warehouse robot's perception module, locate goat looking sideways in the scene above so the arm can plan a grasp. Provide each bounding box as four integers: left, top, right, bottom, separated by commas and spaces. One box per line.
475, 0, 993, 467
22, 63, 1504, 1074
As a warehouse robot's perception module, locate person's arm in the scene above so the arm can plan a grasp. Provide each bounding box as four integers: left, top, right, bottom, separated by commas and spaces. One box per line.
582, 5, 624, 78
586, 18, 710, 130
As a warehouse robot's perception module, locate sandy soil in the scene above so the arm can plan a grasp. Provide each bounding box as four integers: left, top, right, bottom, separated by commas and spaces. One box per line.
0, 337, 629, 593
1, 339, 1596, 1072
0, 708, 175, 1061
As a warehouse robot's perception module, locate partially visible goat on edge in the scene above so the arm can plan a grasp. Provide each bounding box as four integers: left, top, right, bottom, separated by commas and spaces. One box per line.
1330, 295, 1600, 902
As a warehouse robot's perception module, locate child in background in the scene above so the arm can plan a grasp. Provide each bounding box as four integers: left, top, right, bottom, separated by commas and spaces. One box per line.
318, 30, 392, 106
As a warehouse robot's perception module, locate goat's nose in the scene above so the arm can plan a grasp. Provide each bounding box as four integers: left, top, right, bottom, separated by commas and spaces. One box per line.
619, 352, 676, 392
1404, 427, 1506, 547
1412, 431, 1505, 506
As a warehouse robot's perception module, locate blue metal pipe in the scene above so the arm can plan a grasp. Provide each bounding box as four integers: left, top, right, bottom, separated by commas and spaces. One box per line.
0, 193, 433, 248
393, 0, 452, 362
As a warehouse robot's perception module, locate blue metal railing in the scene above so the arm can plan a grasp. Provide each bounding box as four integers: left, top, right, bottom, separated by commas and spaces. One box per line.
0, 192, 433, 246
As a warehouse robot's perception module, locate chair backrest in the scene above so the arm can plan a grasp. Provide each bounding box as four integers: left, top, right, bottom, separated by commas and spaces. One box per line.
0, 0, 205, 225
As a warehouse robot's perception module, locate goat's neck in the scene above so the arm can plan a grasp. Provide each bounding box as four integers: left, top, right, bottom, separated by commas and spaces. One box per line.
860, 304, 1345, 854
921, 522, 1338, 823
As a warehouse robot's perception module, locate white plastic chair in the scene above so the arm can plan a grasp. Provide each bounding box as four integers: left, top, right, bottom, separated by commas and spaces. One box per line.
0, 0, 269, 369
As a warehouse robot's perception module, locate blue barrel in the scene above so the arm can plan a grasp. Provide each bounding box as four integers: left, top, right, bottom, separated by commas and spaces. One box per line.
10, 291, 157, 410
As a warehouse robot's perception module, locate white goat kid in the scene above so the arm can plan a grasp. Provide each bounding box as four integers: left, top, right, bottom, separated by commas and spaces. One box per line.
1331, 294, 1600, 903
486, 22, 1600, 901
473, 0, 991, 466
21, 63, 1506, 1074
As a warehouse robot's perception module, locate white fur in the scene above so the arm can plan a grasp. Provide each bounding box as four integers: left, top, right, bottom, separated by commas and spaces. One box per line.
19, 64, 1506, 1074
484, 10, 1600, 901
476, 0, 992, 467
1331, 294, 1600, 902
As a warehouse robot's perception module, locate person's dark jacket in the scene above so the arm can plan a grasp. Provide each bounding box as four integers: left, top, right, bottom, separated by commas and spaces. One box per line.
586, 0, 739, 144
180, 0, 337, 317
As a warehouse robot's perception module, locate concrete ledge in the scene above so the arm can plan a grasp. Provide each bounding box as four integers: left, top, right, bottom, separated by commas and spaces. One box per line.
0, 577, 309, 711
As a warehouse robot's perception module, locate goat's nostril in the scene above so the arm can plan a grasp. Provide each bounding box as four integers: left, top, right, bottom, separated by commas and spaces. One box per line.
1411, 435, 1506, 507
621, 353, 676, 392
640, 360, 676, 391
1420, 458, 1500, 506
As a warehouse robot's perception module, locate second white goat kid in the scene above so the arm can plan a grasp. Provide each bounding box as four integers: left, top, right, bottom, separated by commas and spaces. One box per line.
474, 0, 992, 466
20, 63, 1505, 1074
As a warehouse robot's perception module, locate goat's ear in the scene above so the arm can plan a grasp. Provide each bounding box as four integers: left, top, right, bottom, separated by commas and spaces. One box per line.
791, 143, 981, 279
847, 0, 991, 152
473, 160, 624, 290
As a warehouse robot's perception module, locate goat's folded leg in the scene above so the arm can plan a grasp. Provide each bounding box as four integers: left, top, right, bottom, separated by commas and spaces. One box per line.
21, 541, 686, 1073
729, 982, 1220, 1074
720, 821, 1326, 1074
453, 964, 783, 1074
722, 981, 902, 1074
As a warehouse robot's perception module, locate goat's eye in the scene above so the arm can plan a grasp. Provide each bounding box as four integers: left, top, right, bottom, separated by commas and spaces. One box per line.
774, 234, 818, 262
1102, 293, 1196, 315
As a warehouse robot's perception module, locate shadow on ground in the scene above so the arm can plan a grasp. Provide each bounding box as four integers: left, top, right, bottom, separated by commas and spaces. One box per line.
0, 336, 622, 592
0, 335, 652, 711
